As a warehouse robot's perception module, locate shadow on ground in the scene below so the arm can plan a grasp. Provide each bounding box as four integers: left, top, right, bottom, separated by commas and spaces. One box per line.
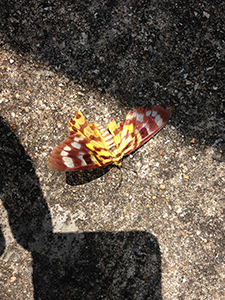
1, 0, 224, 144
0, 226, 5, 257
0, 117, 162, 299
66, 165, 112, 186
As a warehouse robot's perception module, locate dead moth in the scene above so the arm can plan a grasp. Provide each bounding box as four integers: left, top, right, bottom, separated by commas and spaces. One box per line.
48, 106, 173, 172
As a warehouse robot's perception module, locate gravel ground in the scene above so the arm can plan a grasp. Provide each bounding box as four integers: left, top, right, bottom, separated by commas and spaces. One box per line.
0, 0, 225, 299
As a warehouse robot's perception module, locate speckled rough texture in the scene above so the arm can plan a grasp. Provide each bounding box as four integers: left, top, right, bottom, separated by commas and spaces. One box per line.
0, 1, 225, 299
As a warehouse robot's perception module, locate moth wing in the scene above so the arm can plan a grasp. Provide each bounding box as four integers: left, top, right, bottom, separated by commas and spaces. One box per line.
69, 110, 89, 136
119, 105, 173, 156
106, 120, 124, 148
48, 122, 114, 171
69, 110, 114, 149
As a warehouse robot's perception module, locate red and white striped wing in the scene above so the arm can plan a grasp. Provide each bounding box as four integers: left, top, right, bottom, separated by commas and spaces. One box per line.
47, 133, 111, 171
119, 105, 173, 156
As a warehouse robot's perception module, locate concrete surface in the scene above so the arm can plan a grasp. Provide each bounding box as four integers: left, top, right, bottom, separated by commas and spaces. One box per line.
0, 1, 224, 299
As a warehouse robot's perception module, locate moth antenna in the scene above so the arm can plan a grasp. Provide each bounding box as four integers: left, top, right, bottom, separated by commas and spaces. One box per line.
114, 164, 138, 189
122, 165, 138, 182
115, 166, 123, 190
123, 165, 138, 176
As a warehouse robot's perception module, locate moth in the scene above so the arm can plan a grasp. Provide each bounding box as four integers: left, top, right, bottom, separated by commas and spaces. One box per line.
47, 105, 173, 172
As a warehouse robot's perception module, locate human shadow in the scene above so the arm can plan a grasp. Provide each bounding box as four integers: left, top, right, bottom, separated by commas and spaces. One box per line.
0, 226, 5, 257
0, 116, 162, 299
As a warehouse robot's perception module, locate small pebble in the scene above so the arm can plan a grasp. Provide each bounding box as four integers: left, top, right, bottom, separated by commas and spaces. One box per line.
159, 184, 166, 190
180, 164, 188, 172
10, 276, 17, 283
143, 273, 148, 279
203, 11, 210, 18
